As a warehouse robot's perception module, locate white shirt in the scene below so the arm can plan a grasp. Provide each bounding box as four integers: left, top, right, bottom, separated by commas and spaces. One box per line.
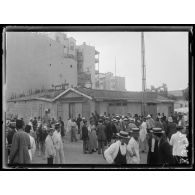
52, 130, 62, 151
28, 134, 36, 161
127, 137, 140, 164
169, 131, 189, 157
139, 121, 147, 142
104, 140, 127, 164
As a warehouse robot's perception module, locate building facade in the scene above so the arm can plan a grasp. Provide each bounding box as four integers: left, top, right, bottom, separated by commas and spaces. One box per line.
95, 72, 126, 91
7, 87, 174, 125
6, 32, 78, 99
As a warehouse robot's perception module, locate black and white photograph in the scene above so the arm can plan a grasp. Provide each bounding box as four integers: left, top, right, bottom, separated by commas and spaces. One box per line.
2, 26, 194, 170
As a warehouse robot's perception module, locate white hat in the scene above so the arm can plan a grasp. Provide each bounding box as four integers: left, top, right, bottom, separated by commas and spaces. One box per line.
168, 117, 173, 122
146, 115, 151, 118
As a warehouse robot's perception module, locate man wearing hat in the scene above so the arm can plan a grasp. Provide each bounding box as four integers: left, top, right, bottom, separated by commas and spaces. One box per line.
158, 129, 175, 165
6, 121, 17, 158
146, 114, 155, 131
9, 119, 31, 164
52, 123, 65, 164
97, 119, 106, 154
81, 119, 89, 154
169, 126, 189, 164
45, 128, 56, 164
147, 128, 162, 165
139, 117, 148, 153
127, 128, 140, 164
104, 131, 130, 164
128, 118, 137, 132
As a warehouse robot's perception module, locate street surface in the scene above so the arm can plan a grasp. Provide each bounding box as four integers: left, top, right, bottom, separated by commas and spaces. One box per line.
32, 133, 147, 164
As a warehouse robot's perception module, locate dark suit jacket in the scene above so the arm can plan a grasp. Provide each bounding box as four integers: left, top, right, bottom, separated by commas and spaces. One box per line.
166, 122, 177, 140
147, 136, 159, 165
97, 124, 106, 141
9, 130, 31, 164
158, 138, 174, 165
82, 125, 89, 141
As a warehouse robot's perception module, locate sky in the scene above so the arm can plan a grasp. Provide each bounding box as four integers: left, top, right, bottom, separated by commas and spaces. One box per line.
67, 31, 188, 91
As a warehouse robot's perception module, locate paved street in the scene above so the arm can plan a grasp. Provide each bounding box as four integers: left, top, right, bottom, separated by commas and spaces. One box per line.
32, 133, 147, 164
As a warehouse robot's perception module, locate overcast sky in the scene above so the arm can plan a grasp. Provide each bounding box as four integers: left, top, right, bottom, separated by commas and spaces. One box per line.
67, 31, 188, 91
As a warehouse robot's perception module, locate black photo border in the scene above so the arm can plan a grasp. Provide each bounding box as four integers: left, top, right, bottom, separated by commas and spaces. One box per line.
1, 24, 194, 171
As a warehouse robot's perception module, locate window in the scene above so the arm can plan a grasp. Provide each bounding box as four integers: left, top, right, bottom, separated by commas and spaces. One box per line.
70, 65, 73, 68
180, 104, 183, 108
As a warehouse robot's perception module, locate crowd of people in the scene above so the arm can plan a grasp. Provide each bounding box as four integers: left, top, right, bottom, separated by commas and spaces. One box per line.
5, 110, 189, 166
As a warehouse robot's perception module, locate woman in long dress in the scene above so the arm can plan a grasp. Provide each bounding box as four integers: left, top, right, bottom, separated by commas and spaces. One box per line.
88, 120, 98, 153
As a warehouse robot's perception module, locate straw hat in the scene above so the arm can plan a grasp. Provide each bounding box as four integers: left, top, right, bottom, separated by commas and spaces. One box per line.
116, 131, 130, 139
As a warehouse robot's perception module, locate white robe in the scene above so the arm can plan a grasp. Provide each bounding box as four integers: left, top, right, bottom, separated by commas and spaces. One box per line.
45, 135, 56, 158
52, 131, 65, 164
104, 140, 127, 164
127, 137, 140, 164
139, 121, 147, 142
28, 134, 36, 161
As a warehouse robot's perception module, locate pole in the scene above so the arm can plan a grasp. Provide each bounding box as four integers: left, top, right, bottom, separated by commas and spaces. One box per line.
98, 53, 100, 88
115, 56, 116, 88
141, 32, 146, 116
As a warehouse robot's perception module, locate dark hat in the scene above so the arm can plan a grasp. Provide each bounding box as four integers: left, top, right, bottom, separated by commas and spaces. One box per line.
150, 128, 164, 134
55, 123, 60, 128
116, 131, 130, 139
16, 119, 23, 129
83, 119, 87, 123
98, 119, 103, 123
176, 126, 184, 131
25, 125, 31, 133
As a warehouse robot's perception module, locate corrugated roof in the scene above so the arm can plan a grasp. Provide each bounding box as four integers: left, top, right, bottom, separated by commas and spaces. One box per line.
7, 87, 174, 103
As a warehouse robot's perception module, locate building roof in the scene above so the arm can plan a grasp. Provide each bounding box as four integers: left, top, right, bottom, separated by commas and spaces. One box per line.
7, 87, 174, 104
168, 90, 183, 97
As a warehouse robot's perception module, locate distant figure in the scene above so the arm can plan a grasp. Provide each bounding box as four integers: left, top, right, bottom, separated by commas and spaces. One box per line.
76, 114, 82, 134
139, 117, 148, 153
97, 119, 106, 154
45, 128, 56, 164
166, 117, 177, 141
53, 123, 65, 164
82, 119, 89, 154
59, 117, 65, 141
70, 119, 78, 142
9, 119, 31, 165
88, 120, 97, 153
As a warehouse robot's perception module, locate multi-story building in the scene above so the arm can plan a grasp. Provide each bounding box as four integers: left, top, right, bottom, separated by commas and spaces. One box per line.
95, 72, 126, 91
5, 32, 101, 99
76, 42, 99, 88
5, 32, 78, 99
